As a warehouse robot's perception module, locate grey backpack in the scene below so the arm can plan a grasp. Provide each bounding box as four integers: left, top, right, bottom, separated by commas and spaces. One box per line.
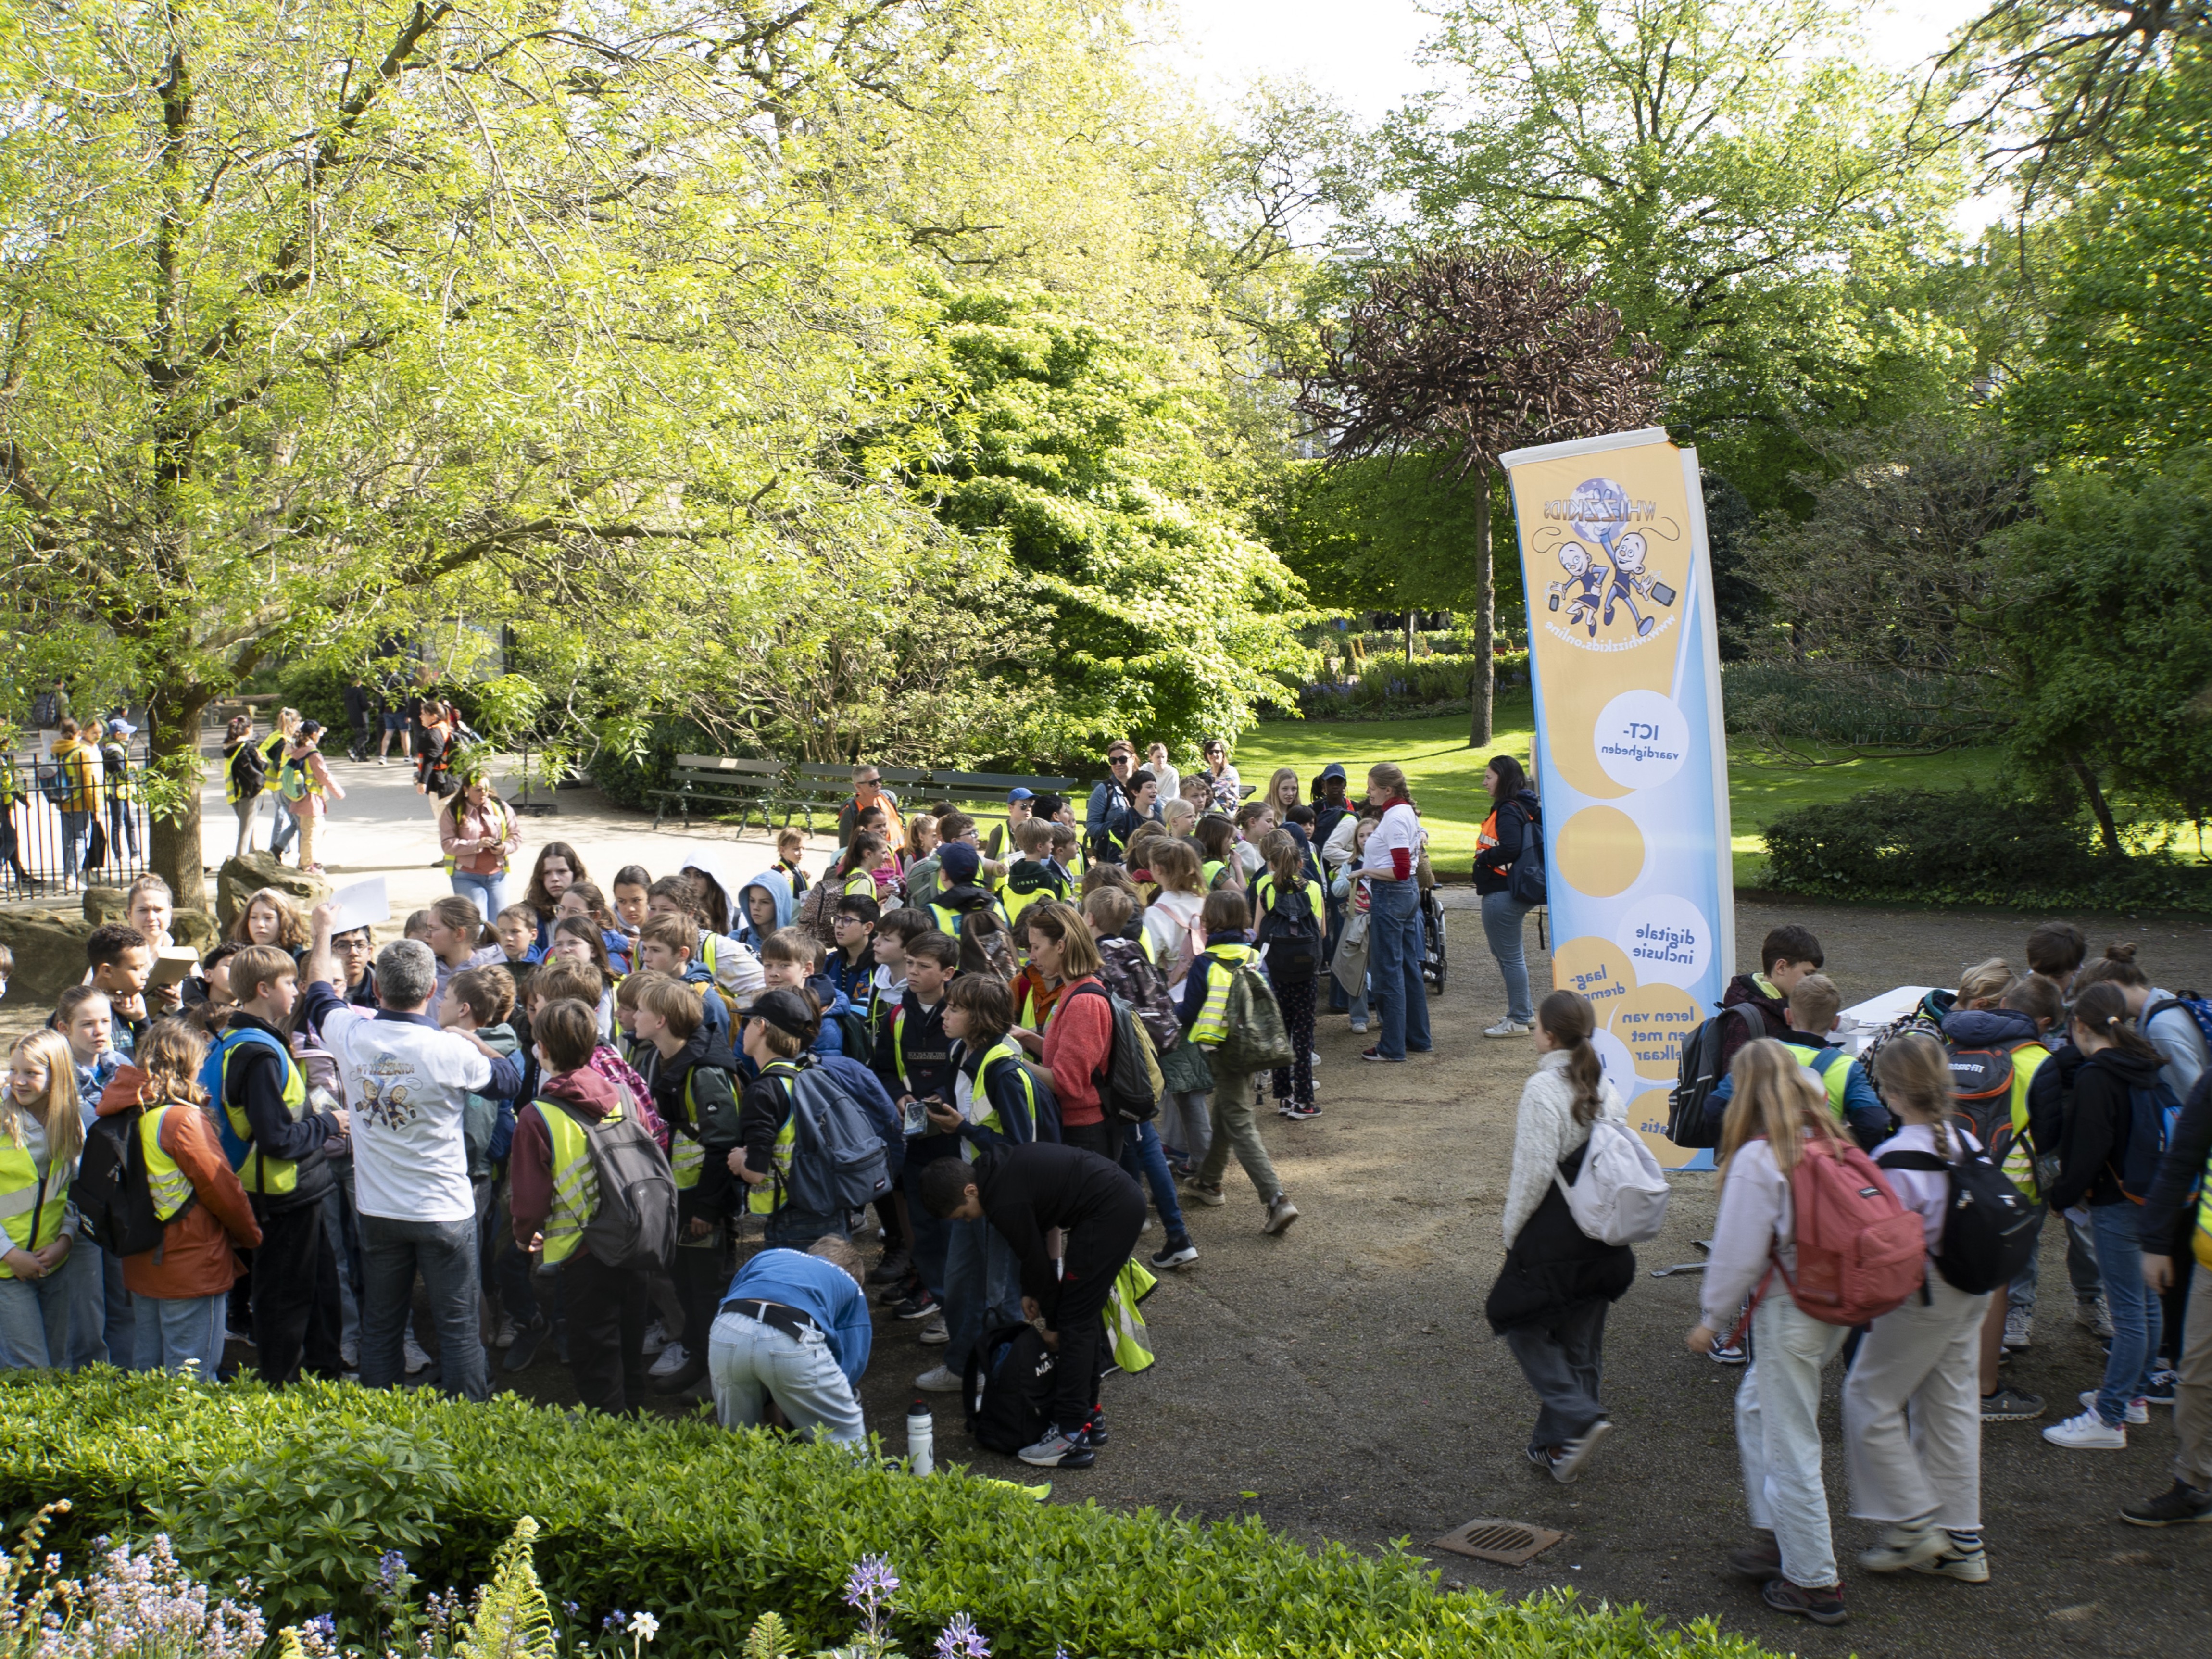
542, 1090, 677, 1271
781, 1063, 894, 1214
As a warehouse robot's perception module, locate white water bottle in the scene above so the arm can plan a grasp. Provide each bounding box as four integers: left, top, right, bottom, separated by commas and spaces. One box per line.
906, 1399, 934, 1476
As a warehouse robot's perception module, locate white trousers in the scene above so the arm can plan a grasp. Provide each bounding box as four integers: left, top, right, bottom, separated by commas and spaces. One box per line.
1737, 1292, 1849, 1589
1843, 1274, 1990, 1532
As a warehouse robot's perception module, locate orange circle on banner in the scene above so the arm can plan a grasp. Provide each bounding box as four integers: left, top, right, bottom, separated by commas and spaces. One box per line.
1550, 934, 1638, 1017
1605, 980, 1707, 1082
1555, 805, 1645, 898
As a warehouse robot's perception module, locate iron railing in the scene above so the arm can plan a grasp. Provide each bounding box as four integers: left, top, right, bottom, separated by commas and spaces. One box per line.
0, 744, 155, 898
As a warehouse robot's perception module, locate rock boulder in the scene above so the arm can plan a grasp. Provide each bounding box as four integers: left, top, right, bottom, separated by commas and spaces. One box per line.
0, 907, 96, 1002
81, 886, 220, 953
216, 854, 333, 930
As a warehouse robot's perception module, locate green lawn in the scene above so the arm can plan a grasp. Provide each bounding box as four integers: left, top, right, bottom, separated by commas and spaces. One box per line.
1230, 700, 2002, 884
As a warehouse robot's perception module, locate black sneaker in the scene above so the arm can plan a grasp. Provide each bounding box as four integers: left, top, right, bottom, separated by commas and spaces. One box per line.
894, 1290, 943, 1321
867, 1250, 913, 1287
1761, 1579, 1846, 1626
2121, 1481, 2212, 1527
1084, 1406, 1109, 1446
2142, 1367, 2178, 1407
1979, 1386, 2044, 1421
877, 1275, 921, 1307
502, 1316, 551, 1373
1149, 1237, 1199, 1269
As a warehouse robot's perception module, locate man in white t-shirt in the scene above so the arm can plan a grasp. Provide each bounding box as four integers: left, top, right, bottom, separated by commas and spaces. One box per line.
302, 902, 523, 1399
1354, 763, 1432, 1063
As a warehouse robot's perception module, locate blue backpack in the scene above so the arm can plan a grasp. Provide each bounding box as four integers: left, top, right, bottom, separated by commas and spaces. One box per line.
199, 1026, 290, 1171
2117, 1078, 2185, 1203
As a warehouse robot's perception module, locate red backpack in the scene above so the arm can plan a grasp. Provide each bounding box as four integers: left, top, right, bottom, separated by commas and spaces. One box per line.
1735, 1134, 1926, 1338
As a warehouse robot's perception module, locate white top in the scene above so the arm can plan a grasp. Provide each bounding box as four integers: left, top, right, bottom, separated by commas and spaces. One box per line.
1700, 1137, 1801, 1330
319, 1005, 492, 1222
1872, 1121, 1982, 1254
2144, 986, 2209, 1100
1321, 812, 1361, 870
1151, 763, 1181, 804
1503, 1050, 1625, 1244
1143, 891, 1205, 995
1356, 800, 1423, 880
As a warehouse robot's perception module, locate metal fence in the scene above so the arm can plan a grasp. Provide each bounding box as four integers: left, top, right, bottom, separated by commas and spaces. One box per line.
0, 744, 155, 899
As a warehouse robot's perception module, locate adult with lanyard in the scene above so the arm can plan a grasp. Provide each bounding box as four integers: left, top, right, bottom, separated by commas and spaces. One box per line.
2130, 1068, 2212, 1525
439, 762, 522, 921
1083, 739, 1138, 864
298, 899, 524, 1399
1197, 737, 1242, 815
1355, 762, 1431, 1064
1471, 754, 1542, 1040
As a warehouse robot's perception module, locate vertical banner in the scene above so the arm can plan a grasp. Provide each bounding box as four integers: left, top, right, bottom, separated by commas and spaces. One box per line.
1498, 427, 1733, 1169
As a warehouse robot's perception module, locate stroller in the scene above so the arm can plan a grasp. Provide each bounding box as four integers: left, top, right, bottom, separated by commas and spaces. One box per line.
1418, 883, 1447, 993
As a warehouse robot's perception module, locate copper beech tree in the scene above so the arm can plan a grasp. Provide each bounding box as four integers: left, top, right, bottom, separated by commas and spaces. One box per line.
1294, 249, 1663, 746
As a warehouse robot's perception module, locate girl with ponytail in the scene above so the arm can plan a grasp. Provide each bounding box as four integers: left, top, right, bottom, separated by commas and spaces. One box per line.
1487, 990, 1632, 1486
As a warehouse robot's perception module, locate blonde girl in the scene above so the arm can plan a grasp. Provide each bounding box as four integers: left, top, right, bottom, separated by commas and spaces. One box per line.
0, 1033, 90, 1370
904, 815, 941, 867
1264, 766, 1301, 819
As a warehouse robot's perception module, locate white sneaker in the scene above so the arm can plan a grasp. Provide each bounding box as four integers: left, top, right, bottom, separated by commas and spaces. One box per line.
2076, 1297, 2115, 1339
915, 1364, 962, 1393
1348, 1018, 1369, 1034
402, 1333, 432, 1374
2002, 1307, 2031, 1350
917, 1314, 950, 1345
640, 1320, 671, 1358
2080, 1390, 2149, 1426
648, 1340, 691, 1380
1483, 1018, 1533, 1039
492, 1312, 518, 1350
2043, 1408, 2127, 1449
1263, 1194, 1300, 1235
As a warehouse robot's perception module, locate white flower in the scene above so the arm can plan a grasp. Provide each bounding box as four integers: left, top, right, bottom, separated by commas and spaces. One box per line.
627, 1612, 660, 1644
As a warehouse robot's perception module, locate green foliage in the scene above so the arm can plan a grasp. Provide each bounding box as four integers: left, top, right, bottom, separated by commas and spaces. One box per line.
1300, 654, 1530, 719
456, 1519, 557, 1659
1762, 788, 2212, 908
585, 720, 722, 812
1269, 458, 1523, 626
0, 1372, 1779, 1659
1719, 666, 1981, 749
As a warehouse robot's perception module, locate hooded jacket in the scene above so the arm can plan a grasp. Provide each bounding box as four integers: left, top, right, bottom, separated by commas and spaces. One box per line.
2047, 1043, 2167, 1211
736, 868, 796, 953
639, 1022, 742, 1217
508, 1065, 626, 1247
99, 1066, 262, 1298
1472, 787, 1540, 897
1717, 970, 1795, 1073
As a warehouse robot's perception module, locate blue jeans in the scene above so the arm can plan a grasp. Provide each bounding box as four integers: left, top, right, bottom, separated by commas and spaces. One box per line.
0, 1246, 96, 1369
133, 1292, 226, 1376
942, 1212, 1024, 1374
358, 1213, 487, 1400
450, 870, 510, 923
58, 809, 92, 879
268, 795, 298, 858
1481, 891, 1536, 1025
2088, 1203, 2161, 1425
1119, 1119, 1188, 1241
104, 794, 139, 859
1365, 880, 1431, 1059
902, 1155, 953, 1301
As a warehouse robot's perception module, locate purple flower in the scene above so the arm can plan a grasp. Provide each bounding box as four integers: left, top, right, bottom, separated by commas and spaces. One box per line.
307, 1615, 339, 1638
934, 1612, 990, 1659
604, 1609, 628, 1632
378, 1550, 407, 1591
842, 1556, 899, 1617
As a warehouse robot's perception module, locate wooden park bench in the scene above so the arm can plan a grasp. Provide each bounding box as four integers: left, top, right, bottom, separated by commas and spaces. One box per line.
789, 764, 934, 835
649, 754, 788, 833
927, 769, 1079, 825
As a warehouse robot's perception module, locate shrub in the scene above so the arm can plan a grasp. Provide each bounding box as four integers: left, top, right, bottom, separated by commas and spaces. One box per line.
584, 718, 719, 810
1762, 788, 2212, 910
1719, 665, 1982, 749
0, 1372, 1776, 1659
1299, 652, 1530, 719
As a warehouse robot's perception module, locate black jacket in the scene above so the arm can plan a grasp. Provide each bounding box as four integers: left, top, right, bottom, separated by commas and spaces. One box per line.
220, 1013, 343, 1213
875, 990, 957, 1162
974, 1142, 1145, 1308
641, 1024, 742, 1218
1472, 789, 1539, 896
2142, 1070, 2212, 1256
1484, 1138, 1636, 1332
2047, 1045, 2165, 1212
225, 738, 265, 802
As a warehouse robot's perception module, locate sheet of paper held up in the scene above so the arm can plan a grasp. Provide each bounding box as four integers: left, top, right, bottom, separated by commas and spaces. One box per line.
328, 876, 391, 936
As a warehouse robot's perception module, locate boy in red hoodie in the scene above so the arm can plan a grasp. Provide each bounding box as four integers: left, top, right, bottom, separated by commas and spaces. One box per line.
100, 1019, 263, 1374
509, 997, 651, 1415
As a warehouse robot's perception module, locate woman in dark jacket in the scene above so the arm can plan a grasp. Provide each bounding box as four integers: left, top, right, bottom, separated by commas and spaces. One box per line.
222, 714, 265, 859
1471, 754, 1541, 1039
2042, 982, 2169, 1448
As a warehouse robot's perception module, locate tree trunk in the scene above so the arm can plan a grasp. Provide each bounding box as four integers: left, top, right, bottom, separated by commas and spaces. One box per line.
2065, 749, 2125, 858
148, 681, 213, 908
1405, 608, 1414, 663
1470, 472, 1495, 747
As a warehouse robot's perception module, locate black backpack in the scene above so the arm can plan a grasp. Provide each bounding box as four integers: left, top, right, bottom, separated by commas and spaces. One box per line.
1878, 1136, 2040, 1295
29, 690, 59, 729
781, 1063, 895, 1213
540, 1092, 678, 1272
1253, 879, 1321, 985
1506, 801, 1546, 906
1665, 1004, 1760, 1149
1063, 981, 1162, 1123
74, 1105, 177, 1257
963, 1321, 1058, 1454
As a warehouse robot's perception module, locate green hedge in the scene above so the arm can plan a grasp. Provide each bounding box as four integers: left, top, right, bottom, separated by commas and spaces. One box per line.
1762, 787, 2212, 910
1301, 653, 1531, 719
0, 1372, 1772, 1659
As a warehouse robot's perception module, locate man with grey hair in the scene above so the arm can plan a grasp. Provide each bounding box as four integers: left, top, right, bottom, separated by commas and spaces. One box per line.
301, 901, 522, 1399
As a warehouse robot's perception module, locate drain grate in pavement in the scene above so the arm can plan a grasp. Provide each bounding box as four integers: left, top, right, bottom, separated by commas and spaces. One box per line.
1429, 1518, 1565, 1567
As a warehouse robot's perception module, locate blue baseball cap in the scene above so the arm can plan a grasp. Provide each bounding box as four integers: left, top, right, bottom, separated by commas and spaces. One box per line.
1006, 787, 1035, 803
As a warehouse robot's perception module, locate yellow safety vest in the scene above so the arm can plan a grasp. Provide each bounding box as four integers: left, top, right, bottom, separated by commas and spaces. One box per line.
139, 1105, 195, 1224
744, 1060, 803, 1216
0, 1137, 69, 1276
1782, 1042, 1852, 1121
2194, 1150, 2212, 1269
843, 869, 877, 901
440, 798, 509, 875
2001, 1043, 2050, 1202
1103, 1259, 1157, 1374
1253, 874, 1326, 935
1190, 943, 1257, 1049
220, 1035, 309, 1197
961, 1040, 1036, 1165
670, 1072, 711, 1191
538, 1095, 619, 1266
930, 894, 1008, 941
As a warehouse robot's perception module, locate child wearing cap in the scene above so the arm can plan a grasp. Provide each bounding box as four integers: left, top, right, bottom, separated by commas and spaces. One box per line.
98, 717, 141, 861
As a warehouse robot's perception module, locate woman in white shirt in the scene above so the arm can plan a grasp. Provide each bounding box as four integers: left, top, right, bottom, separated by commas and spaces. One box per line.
1843, 1032, 1993, 1585
1354, 764, 1429, 1061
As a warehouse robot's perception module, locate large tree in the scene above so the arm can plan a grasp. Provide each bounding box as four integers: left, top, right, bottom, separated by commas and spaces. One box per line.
1292, 249, 1662, 746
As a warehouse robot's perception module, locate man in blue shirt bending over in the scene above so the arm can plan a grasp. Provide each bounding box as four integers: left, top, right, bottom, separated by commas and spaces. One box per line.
708, 1234, 874, 1443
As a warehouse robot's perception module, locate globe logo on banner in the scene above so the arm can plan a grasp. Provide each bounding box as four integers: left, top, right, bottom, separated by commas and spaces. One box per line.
1502, 430, 1735, 1169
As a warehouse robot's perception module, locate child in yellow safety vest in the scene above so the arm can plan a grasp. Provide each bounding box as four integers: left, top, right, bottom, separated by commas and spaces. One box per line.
1175, 889, 1299, 1238
1704, 973, 1888, 1152
1, 1031, 96, 1369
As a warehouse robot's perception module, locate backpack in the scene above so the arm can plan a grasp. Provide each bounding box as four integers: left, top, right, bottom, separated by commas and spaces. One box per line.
954, 905, 1018, 983
2144, 993, 2212, 1065
1665, 1004, 1760, 1149
2117, 1078, 2185, 1203
73, 1105, 178, 1257
1506, 800, 1546, 906
1253, 880, 1322, 985
38, 758, 70, 807
277, 756, 309, 802
29, 690, 60, 729
540, 1091, 679, 1272
1212, 961, 1295, 1076
1758, 1136, 1927, 1330
1063, 980, 1163, 1123
1860, 991, 1956, 1106
781, 1063, 895, 1213
1878, 1134, 2039, 1295
1942, 1041, 2019, 1144
834, 1005, 875, 1068
963, 1321, 1058, 1455
1556, 1117, 1672, 1246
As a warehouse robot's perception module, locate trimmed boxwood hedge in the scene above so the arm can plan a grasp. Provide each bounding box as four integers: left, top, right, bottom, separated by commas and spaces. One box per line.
0, 1372, 1774, 1659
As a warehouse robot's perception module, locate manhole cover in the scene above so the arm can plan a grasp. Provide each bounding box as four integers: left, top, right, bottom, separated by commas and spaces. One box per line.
1430, 1518, 1566, 1567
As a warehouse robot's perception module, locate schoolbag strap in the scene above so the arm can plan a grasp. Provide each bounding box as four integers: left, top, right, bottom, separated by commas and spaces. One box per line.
1728, 1262, 1778, 1349
1876, 1150, 1948, 1172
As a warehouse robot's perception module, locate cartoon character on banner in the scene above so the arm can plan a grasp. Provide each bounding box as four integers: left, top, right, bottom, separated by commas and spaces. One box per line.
1547, 542, 1606, 636
1603, 531, 1680, 639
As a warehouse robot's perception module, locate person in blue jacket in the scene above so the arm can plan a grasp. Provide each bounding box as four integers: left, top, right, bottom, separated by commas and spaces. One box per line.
1704, 973, 1888, 1151
736, 869, 795, 955
706, 1234, 873, 1442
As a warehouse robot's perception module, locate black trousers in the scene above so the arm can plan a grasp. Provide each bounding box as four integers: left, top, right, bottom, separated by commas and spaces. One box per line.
1046, 1183, 1147, 1433
1061, 1121, 1124, 1165
1269, 976, 1318, 1106
252, 1200, 345, 1385
561, 1251, 648, 1414
673, 1231, 727, 1349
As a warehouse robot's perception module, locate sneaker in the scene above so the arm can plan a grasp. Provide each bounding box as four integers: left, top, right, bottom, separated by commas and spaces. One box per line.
648, 1340, 691, 1380
894, 1291, 943, 1321
1760, 1579, 1847, 1626
1284, 1103, 1321, 1120
492, 1312, 519, 1350
2076, 1296, 2114, 1339
1707, 1340, 1747, 1366
1725, 1540, 1783, 1581
502, 1317, 549, 1372
878, 1277, 921, 1307
1150, 1237, 1199, 1269
1359, 1046, 1403, 1063
1139, 1215, 1157, 1233
1017, 1426, 1096, 1469
1979, 1386, 2044, 1421
1483, 1018, 1533, 1038
639, 1319, 670, 1358
1348, 1018, 1369, 1034
1308, 1049, 1321, 1067
1189, 1180, 1226, 1207
868, 1249, 913, 1286
1263, 1195, 1300, 1235
1274, 1101, 1295, 1117
1858, 1517, 1948, 1574
2001, 1307, 2031, 1351
917, 1314, 949, 1346
1548, 1419, 1611, 1484
402, 1333, 432, 1375
2120, 1481, 2212, 1527
2078, 1389, 2149, 1425
2142, 1367, 2178, 1406
2043, 1408, 2127, 1449
1083, 1406, 1109, 1446
1910, 1542, 1990, 1584
914, 1364, 962, 1393
1526, 1445, 1558, 1473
